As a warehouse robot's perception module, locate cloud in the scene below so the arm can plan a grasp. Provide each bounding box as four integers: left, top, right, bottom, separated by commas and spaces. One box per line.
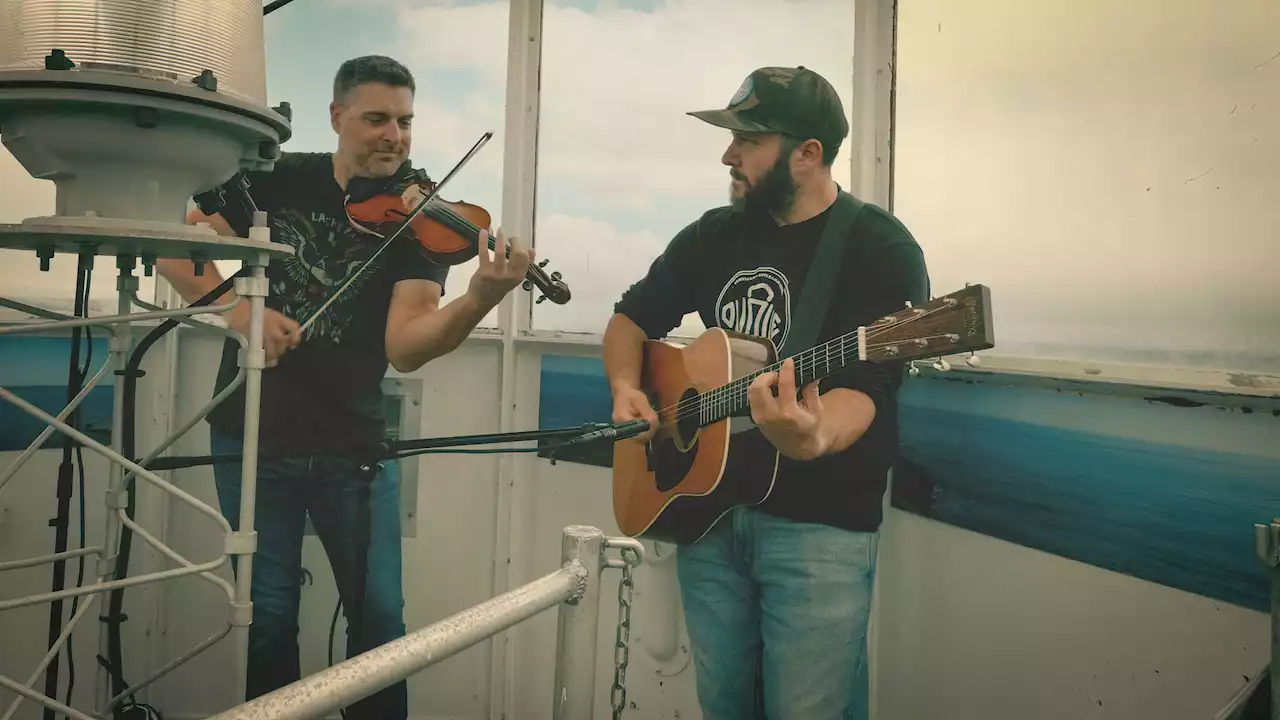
393, 0, 857, 332
529, 212, 706, 337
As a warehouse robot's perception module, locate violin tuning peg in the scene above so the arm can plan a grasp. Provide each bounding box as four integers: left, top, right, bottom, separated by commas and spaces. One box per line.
521, 280, 533, 291
538, 258, 550, 268
550, 271, 562, 281
536, 295, 547, 304
964, 351, 982, 368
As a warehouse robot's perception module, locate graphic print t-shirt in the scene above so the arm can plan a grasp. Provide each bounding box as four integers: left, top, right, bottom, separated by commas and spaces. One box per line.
613, 196, 931, 533
205, 152, 450, 455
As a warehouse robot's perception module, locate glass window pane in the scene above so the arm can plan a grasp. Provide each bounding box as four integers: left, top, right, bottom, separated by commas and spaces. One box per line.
893, 0, 1280, 373
530, 0, 857, 336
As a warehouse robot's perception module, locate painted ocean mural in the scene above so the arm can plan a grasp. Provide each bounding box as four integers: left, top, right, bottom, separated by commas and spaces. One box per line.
0, 335, 115, 453
534, 352, 1280, 613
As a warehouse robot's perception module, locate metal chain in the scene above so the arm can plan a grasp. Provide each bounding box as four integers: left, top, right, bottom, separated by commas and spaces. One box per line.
610, 547, 638, 719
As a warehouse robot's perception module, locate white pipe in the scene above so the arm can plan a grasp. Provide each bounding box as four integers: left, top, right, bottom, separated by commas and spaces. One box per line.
0, 298, 241, 335
206, 564, 586, 720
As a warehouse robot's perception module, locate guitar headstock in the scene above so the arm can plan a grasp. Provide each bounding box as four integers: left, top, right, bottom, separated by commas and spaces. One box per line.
862, 284, 995, 365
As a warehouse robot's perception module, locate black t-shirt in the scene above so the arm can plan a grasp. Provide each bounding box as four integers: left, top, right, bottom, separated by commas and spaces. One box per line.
613, 193, 930, 533
205, 152, 450, 456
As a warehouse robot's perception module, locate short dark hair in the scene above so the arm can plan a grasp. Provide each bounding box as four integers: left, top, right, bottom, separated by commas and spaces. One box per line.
333, 55, 415, 104
780, 133, 840, 167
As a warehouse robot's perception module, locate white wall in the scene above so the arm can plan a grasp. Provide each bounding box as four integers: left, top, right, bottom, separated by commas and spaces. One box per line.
875, 510, 1268, 719
1, 333, 1271, 720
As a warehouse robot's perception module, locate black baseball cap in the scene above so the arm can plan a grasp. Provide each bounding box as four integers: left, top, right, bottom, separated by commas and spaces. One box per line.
688, 66, 849, 156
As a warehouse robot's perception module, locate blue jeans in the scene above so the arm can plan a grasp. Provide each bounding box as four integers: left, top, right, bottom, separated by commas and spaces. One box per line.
677, 507, 879, 720
210, 429, 408, 719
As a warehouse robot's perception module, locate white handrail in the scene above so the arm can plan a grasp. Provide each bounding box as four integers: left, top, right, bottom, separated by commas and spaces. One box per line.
205, 525, 633, 720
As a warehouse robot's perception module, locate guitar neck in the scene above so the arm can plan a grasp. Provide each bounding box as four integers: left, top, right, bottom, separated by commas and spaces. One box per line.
684, 284, 997, 430
696, 330, 864, 427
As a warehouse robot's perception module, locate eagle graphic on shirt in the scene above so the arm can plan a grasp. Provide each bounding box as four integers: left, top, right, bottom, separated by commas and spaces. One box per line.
268, 207, 381, 344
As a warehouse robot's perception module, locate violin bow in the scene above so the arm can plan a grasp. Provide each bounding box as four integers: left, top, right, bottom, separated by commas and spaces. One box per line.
295, 131, 493, 335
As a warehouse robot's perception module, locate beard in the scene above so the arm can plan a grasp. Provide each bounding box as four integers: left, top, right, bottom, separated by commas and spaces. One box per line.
730, 156, 798, 217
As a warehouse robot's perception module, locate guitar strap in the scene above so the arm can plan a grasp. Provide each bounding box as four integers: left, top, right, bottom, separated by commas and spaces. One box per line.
778, 189, 866, 360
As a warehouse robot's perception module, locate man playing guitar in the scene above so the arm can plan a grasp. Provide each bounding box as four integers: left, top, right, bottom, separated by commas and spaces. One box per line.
603, 66, 931, 718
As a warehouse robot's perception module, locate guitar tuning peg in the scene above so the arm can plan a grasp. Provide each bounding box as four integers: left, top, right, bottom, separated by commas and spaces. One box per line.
907, 361, 921, 378
964, 351, 981, 368
932, 358, 951, 372
904, 300, 913, 309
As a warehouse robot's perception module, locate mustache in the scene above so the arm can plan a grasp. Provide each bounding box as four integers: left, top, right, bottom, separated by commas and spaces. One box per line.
730, 170, 748, 182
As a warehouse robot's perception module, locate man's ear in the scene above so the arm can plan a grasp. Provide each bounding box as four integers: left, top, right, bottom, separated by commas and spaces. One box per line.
801, 138, 825, 167
329, 101, 342, 133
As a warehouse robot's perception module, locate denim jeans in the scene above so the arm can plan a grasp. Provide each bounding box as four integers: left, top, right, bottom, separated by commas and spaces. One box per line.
209, 428, 408, 719
676, 506, 879, 720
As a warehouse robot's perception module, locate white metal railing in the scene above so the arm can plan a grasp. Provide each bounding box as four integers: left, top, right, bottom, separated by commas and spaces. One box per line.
0, 237, 277, 718
204, 525, 645, 720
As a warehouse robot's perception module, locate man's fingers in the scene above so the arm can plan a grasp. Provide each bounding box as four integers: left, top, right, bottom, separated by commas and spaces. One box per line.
492, 227, 509, 272
747, 371, 776, 416
477, 229, 491, 267
777, 358, 798, 409
800, 381, 822, 415
506, 232, 530, 269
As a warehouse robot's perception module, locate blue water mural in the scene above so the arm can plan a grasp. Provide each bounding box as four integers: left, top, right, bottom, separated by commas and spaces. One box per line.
534, 352, 1280, 612
0, 335, 116, 452
536, 354, 617, 467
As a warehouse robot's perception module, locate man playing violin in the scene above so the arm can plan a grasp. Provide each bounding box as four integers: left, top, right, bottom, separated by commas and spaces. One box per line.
604, 66, 930, 719
156, 55, 530, 719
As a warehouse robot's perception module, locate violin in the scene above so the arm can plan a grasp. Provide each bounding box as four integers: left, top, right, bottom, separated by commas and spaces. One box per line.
343, 162, 571, 305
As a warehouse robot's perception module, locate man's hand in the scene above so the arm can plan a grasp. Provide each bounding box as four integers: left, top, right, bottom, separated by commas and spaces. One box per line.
611, 384, 659, 443
467, 227, 534, 307
746, 357, 829, 460
226, 305, 300, 368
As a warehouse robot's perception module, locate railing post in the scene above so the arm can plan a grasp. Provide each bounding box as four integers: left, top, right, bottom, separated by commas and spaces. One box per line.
553, 525, 605, 720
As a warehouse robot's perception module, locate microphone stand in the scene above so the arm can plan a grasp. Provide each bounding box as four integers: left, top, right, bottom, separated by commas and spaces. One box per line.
144, 420, 652, 470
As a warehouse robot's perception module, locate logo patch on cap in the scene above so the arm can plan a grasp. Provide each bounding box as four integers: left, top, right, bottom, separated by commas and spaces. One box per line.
728, 76, 753, 107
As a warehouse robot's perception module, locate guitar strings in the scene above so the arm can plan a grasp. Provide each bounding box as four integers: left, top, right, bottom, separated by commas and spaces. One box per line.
648, 304, 947, 428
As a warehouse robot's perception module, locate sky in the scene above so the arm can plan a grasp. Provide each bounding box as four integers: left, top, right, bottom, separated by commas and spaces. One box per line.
0, 0, 1276, 370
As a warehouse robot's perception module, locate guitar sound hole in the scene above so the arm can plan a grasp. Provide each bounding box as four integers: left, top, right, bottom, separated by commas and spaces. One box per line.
674, 387, 701, 448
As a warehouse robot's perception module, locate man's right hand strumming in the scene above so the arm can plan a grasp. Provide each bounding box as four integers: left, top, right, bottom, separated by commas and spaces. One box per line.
610, 385, 658, 443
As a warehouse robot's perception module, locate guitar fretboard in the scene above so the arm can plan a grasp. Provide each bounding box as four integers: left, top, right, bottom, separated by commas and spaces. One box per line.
693, 330, 865, 427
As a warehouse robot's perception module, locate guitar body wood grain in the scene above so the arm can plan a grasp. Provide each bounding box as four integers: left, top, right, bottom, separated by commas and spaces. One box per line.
612, 328, 781, 545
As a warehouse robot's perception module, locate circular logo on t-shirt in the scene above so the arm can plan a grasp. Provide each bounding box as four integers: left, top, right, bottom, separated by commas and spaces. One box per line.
714, 266, 792, 348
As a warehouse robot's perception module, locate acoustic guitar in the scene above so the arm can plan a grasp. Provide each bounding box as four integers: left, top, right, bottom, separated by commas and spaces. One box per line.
611, 283, 996, 545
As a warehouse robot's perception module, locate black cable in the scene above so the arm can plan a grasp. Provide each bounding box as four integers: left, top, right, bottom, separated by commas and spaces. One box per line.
64, 259, 94, 709
42, 251, 91, 720
105, 267, 249, 716
263, 0, 302, 15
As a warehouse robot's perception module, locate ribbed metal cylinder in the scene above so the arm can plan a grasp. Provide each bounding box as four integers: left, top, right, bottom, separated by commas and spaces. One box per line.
0, 0, 268, 107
